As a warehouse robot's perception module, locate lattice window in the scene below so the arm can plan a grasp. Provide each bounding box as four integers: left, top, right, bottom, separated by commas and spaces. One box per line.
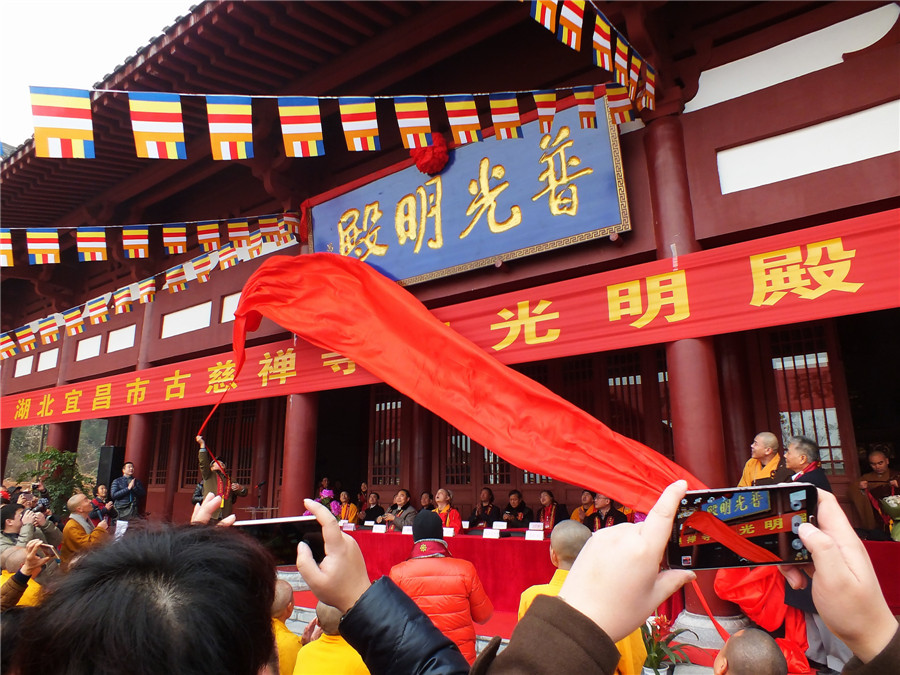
149, 411, 172, 485
562, 357, 595, 415
770, 325, 844, 474
438, 418, 471, 485
607, 351, 645, 444
482, 448, 511, 485
371, 385, 401, 485
234, 405, 255, 486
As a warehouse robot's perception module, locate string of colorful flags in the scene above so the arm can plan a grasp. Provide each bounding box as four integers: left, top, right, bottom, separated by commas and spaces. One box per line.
0, 213, 300, 360
29, 80, 646, 160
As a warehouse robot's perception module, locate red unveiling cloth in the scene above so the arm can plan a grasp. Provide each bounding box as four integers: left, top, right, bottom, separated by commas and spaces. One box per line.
231, 254, 705, 513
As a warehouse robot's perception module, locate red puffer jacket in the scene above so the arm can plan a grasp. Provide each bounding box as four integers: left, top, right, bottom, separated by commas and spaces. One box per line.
389, 556, 494, 664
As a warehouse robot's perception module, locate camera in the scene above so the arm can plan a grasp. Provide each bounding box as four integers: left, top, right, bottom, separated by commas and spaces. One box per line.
34, 503, 48, 514
31, 483, 40, 492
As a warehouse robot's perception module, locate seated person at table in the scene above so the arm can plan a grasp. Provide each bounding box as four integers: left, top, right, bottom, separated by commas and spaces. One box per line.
378, 489, 417, 531
570, 490, 596, 523
469, 488, 503, 528
357, 482, 368, 512
433, 488, 462, 535
337, 491, 358, 523
537, 490, 567, 533
518, 520, 646, 675
420, 491, 436, 511
583, 493, 628, 532
389, 510, 493, 665
359, 492, 384, 524
501, 489, 534, 528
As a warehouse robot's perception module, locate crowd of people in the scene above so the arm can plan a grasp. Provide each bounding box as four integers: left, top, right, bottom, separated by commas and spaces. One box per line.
0, 433, 897, 675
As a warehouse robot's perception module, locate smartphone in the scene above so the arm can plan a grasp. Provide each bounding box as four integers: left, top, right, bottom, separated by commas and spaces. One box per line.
666, 483, 818, 570
233, 515, 324, 565
38, 543, 61, 560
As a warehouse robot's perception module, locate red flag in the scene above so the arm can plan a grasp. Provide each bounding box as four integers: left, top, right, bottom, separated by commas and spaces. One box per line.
229, 254, 703, 513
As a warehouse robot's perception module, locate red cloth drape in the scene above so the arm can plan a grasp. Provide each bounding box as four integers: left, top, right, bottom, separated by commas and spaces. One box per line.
231, 254, 705, 513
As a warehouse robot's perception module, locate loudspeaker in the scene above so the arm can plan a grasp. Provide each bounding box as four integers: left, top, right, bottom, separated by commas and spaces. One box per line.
97, 446, 126, 489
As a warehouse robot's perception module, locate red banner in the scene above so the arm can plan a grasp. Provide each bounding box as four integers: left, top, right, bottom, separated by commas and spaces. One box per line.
3, 209, 897, 428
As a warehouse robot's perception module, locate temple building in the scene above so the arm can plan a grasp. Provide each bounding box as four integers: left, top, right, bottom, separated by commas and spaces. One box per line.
2, 0, 898, 546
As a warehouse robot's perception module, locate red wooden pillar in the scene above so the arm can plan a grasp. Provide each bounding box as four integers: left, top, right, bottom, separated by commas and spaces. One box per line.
1, 427, 12, 479
162, 409, 184, 521
410, 401, 433, 499
124, 413, 153, 497
46, 421, 81, 453
645, 115, 735, 620
282, 392, 318, 517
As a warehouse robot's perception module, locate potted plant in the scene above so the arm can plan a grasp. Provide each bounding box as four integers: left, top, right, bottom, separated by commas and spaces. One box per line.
640, 615, 696, 675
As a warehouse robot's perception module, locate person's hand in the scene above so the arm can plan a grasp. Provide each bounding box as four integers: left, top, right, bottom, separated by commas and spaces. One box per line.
383, 513, 395, 522
21, 510, 37, 526
21, 539, 49, 576
558, 480, 696, 643
196, 435, 206, 448
33, 511, 47, 527
296, 498, 371, 614
127, 479, 135, 490
301, 617, 322, 645
17, 493, 29, 506
858, 480, 868, 490
781, 489, 898, 663
891, 479, 898, 488
105, 501, 114, 510
190, 492, 236, 526
96, 519, 110, 531
230, 482, 241, 492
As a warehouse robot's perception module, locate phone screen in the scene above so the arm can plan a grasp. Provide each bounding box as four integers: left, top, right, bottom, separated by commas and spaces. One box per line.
233, 515, 324, 565
667, 484, 818, 570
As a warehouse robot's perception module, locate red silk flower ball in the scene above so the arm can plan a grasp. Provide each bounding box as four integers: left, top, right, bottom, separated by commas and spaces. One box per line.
410, 133, 449, 175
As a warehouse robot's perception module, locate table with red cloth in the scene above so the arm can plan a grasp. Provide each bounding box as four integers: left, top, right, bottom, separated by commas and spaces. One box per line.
347, 530, 556, 613
864, 540, 900, 614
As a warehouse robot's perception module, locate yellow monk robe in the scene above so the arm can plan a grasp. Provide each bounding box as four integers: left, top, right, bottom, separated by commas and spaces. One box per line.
570, 505, 596, 522
293, 633, 370, 675
273, 617, 303, 675
0, 570, 42, 606
517, 569, 647, 675
738, 454, 782, 487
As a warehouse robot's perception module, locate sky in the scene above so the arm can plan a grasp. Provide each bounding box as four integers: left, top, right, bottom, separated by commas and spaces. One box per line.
0, 0, 195, 148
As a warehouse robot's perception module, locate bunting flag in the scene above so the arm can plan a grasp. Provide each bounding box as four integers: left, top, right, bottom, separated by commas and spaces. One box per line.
642, 65, 657, 111
614, 36, 630, 88
246, 231, 263, 259
128, 92, 186, 160
489, 93, 523, 140
339, 97, 380, 151
278, 96, 325, 158
206, 95, 254, 160
76, 227, 108, 261
113, 286, 136, 314
165, 265, 188, 293
217, 242, 239, 270
606, 85, 636, 124
573, 86, 598, 129
393, 96, 433, 150
444, 95, 482, 145
38, 315, 62, 344
530, 0, 559, 33
191, 252, 214, 283
280, 213, 301, 241
592, 12, 614, 71
629, 52, 643, 100
138, 277, 157, 304
163, 225, 187, 255
0, 333, 17, 360
29, 86, 95, 159
14, 325, 37, 353
533, 90, 558, 134
258, 217, 280, 243
122, 226, 150, 259
557, 0, 585, 51
0, 230, 12, 268
62, 306, 86, 336
227, 219, 251, 245
26, 229, 60, 264
86, 294, 110, 324
196, 221, 221, 252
